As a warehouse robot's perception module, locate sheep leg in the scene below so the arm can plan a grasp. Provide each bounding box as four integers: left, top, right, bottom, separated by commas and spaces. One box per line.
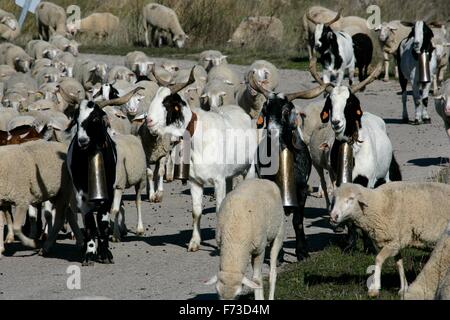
188, 181, 203, 252
269, 227, 284, 300
5, 206, 14, 243
316, 166, 330, 209
13, 205, 36, 248
154, 157, 165, 203
28, 205, 38, 240
110, 188, 124, 242
165, 151, 175, 182
41, 199, 66, 254
0, 209, 5, 255
251, 252, 264, 300
368, 246, 399, 297
395, 254, 408, 297
42, 200, 54, 240
135, 183, 145, 236
383, 53, 390, 82
65, 207, 83, 248
214, 179, 227, 212
147, 167, 156, 202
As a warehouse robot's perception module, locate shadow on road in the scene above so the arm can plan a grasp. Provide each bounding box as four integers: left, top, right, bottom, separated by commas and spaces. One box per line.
407, 157, 449, 167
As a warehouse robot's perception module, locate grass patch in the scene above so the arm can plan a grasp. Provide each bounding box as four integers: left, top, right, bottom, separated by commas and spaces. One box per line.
273, 242, 430, 300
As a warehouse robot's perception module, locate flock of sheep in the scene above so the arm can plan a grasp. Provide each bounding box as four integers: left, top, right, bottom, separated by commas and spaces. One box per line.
0, 1, 450, 300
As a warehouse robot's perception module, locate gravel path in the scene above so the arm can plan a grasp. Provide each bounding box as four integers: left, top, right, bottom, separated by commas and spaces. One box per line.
0, 54, 448, 300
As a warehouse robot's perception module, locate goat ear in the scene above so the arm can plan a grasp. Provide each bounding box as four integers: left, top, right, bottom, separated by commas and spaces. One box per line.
320, 97, 332, 123
256, 113, 265, 129
348, 94, 363, 124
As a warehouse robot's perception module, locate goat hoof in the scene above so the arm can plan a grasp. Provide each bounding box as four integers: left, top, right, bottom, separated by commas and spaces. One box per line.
412, 119, 422, 125
423, 118, 431, 124
188, 241, 200, 252
368, 289, 380, 298
111, 236, 121, 243
5, 234, 14, 243
82, 252, 96, 266
295, 249, 309, 261
402, 117, 409, 124
383, 78, 389, 82
136, 227, 145, 236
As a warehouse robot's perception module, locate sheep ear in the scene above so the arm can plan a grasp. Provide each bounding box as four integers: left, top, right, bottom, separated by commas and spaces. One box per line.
389, 26, 398, 31
242, 277, 261, 289
204, 275, 218, 285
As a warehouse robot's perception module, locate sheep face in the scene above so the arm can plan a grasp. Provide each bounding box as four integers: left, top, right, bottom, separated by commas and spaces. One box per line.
15, 57, 32, 73
375, 23, 397, 43
90, 63, 108, 84
330, 184, 366, 225
173, 33, 187, 48
216, 272, 244, 300
320, 86, 363, 141
1, 16, 18, 31
125, 93, 145, 116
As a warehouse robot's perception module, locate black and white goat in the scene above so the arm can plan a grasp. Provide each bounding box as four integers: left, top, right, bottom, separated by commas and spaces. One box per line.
146, 68, 258, 252
62, 88, 140, 265
397, 20, 438, 124
311, 59, 402, 188
249, 73, 327, 261
307, 11, 356, 86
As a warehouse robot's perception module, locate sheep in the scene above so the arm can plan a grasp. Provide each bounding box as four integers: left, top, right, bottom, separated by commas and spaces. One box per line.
34, 66, 62, 87
0, 8, 20, 42
172, 65, 207, 109
330, 182, 450, 297
403, 221, 450, 300
200, 79, 235, 111
31, 58, 53, 77
0, 107, 19, 131
143, 3, 188, 48
431, 25, 450, 92
103, 106, 132, 135
26, 109, 71, 143
0, 43, 33, 73
125, 51, 154, 77
67, 12, 120, 38
109, 134, 147, 241
26, 40, 61, 60
52, 51, 76, 78
208, 64, 240, 91
107, 65, 136, 84
49, 34, 79, 56
0, 64, 16, 82
2, 73, 38, 110
199, 50, 228, 72
229, 16, 283, 49
0, 140, 83, 253
374, 20, 412, 81
35, 2, 68, 41
206, 179, 285, 300
54, 78, 86, 116
74, 58, 108, 90
236, 60, 279, 118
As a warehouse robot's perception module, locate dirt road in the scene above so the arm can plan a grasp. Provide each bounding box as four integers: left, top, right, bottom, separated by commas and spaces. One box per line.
0, 54, 448, 300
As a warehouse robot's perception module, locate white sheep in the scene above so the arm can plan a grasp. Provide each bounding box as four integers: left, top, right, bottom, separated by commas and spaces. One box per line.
229, 16, 283, 48
125, 51, 154, 77
26, 40, 61, 60
330, 182, 450, 297
31, 58, 53, 77
52, 51, 76, 78
201, 79, 235, 111
374, 20, 412, 81
143, 3, 188, 48
74, 58, 108, 90
206, 179, 285, 300
0, 8, 20, 42
35, 1, 68, 40
236, 60, 279, 118
0, 64, 16, 82
0, 140, 83, 253
34, 66, 62, 87
435, 79, 450, 151
107, 65, 136, 84
199, 50, 228, 72
67, 12, 120, 38
109, 133, 147, 241
0, 42, 33, 73
103, 106, 132, 135
173, 65, 207, 109
49, 34, 79, 56
404, 221, 450, 300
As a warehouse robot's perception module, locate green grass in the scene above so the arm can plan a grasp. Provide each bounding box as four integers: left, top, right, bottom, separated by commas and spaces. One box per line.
273, 242, 430, 300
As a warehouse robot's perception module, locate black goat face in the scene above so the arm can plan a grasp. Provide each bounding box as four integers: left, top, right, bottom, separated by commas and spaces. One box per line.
410, 21, 435, 55
69, 101, 110, 150
162, 93, 186, 126
259, 93, 297, 142
315, 24, 335, 52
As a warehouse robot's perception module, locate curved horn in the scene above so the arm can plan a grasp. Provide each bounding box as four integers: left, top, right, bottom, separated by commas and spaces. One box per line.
325, 10, 341, 27
400, 21, 415, 27
248, 71, 270, 99
168, 67, 196, 94
350, 62, 382, 94
96, 87, 145, 108
309, 57, 334, 94
285, 84, 327, 102
306, 9, 318, 24
59, 86, 81, 105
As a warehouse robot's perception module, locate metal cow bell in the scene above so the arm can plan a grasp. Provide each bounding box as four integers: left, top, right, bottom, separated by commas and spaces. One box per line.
275, 148, 299, 207
336, 142, 354, 186
88, 150, 108, 204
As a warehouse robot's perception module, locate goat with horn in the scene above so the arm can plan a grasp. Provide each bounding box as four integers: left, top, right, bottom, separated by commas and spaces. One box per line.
63, 86, 142, 265
307, 10, 357, 87
251, 71, 327, 260
311, 58, 403, 252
